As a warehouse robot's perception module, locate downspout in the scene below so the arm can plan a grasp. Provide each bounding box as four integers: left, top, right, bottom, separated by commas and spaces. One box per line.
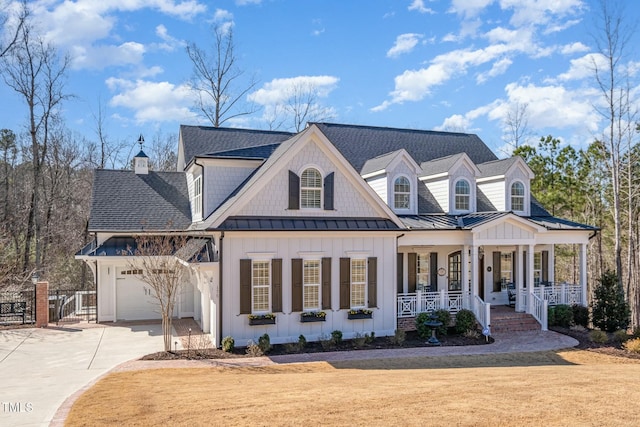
218, 231, 224, 348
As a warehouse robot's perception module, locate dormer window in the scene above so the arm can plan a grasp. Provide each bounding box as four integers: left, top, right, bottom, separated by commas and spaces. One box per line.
511, 182, 524, 211
454, 179, 470, 211
393, 176, 411, 209
301, 168, 322, 209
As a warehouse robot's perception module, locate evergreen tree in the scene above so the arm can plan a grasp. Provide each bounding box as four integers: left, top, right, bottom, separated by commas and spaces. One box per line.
591, 270, 630, 332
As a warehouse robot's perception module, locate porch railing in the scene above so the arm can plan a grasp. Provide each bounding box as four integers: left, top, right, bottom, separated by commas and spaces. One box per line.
473, 295, 490, 331
519, 283, 582, 309
530, 292, 548, 331
397, 290, 465, 318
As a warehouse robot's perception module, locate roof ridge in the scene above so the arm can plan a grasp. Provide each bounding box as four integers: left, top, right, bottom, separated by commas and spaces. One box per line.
313, 122, 475, 137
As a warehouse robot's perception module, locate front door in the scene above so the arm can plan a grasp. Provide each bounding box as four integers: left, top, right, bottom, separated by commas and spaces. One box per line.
479, 255, 485, 299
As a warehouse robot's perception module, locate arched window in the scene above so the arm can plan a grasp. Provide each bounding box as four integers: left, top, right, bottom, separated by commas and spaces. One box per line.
454, 179, 470, 211
301, 168, 322, 209
394, 176, 411, 209
511, 182, 525, 211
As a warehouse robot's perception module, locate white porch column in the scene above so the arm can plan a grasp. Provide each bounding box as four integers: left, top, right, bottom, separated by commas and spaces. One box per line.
549, 245, 555, 284
527, 244, 535, 314
462, 244, 470, 309
470, 245, 479, 306
580, 243, 588, 306
516, 245, 525, 312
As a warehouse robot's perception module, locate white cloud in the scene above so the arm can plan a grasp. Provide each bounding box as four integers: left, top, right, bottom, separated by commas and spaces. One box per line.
560, 42, 590, 55
408, 0, 435, 14
387, 33, 423, 58
248, 76, 339, 105
236, 0, 261, 5
448, 0, 494, 19
555, 53, 607, 82
71, 42, 146, 70
107, 78, 197, 123
434, 114, 472, 132
154, 25, 183, 51
500, 0, 584, 30
477, 57, 512, 84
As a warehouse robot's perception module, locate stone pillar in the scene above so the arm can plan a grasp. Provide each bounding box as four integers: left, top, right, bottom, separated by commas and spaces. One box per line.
35, 281, 49, 328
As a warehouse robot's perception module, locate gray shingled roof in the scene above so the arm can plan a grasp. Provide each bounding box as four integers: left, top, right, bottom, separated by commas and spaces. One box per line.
360, 149, 404, 175
88, 170, 191, 232
202, 143, 281, 159
417, 180, 444, 214
218, 216, 399, 231
420, 153, 466, 177
180, 125, 294, 166
477, 157, 519, 178
313, 122, 498, 173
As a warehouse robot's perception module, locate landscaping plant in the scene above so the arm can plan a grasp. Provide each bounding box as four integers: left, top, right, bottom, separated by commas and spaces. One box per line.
591, 270, 630, 332
221, 336, 235, 353
454, 309, 477, 334
258, 333, 271, 354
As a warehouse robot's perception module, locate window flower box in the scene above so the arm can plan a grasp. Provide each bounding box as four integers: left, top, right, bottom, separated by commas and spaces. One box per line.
347, 309, 372, 320
248, 313, 276, 326
300, 311, 326, 323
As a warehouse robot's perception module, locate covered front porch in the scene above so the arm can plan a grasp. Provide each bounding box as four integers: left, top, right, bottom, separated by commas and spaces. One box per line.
396, 213, 594, 333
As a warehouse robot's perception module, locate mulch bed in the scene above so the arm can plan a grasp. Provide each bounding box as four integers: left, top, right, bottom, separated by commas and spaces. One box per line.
142, 329, 494, 361
550, 326, 640, 360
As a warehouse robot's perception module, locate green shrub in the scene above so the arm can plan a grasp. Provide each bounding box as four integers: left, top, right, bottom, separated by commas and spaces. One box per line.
365, 332, 375, 344
589, 329, 608, 344
551, 305, 573, 327
415, 312, 431, 339
547, 305, 556, 327
389, 329, 406, 346
297, 334, 307, 350
623, 338, 640, 353
591, 270, 630, 332
221, 336, 235, 353
434, 309, 451, 336
257, 333, 271, 354
572, 304, 589, 327
331, 330, 343, 346
455, 309, 477, 334
613, 329, 629, 343
246, 340, 263, 357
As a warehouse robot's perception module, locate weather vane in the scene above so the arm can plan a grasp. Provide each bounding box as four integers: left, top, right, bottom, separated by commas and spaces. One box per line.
137, 134, 144, 150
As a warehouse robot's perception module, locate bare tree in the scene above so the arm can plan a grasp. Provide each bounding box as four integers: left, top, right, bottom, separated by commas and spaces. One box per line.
1, 20, 71, 273
186, 26, 257, 127
265, 81, 337, 132
0, 0, 27, 59
502, 102, 530, 150
126, 235, 189, 352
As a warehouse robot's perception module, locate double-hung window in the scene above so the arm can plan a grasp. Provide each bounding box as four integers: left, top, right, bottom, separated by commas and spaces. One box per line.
500, 252, 513, 284
417, 253, 430, 291
350, 258, 366, 308
301, 168, 322, 209
511, 182, 524, 211
455, 179, 470, 211
394, 176, 410, 209
303, 260, 321, 311
533, 252, 542, 286
252, 260, 271, 313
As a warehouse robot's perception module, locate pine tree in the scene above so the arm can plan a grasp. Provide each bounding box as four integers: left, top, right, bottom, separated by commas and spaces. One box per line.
591, 270, 630, 332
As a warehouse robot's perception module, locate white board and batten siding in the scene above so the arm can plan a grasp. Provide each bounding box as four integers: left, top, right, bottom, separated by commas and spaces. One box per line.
424, 179, 449, 212
366, 175, 387, 205
476, 221, 534, 241
221, 233, 397, 345
478, 180, 505, 212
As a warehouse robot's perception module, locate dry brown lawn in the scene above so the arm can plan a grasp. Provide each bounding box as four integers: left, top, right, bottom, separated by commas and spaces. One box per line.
66, 350, 640, 427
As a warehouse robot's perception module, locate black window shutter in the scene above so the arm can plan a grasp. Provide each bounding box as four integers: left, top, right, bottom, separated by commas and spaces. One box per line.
408, 253, 417, 293
493, 251, 501, 292
272, 259, 282, 313
322, 257, 332, 310
339, 258, 350, 309
430, 253, 438, 292
239, 259, 251, 314
291, 259, 303, 312
368, 257, 377, 308
324, 172, 334, 210
397, 253, 404, 294
288, 170, 300, 210
542, 250, 549, 283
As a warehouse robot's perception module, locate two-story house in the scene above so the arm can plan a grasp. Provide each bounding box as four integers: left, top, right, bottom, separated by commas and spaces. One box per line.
77, 123, 596, 347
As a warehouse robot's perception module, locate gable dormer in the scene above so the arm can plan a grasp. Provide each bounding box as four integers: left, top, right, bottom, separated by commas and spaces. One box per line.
419, 153, 481, 215
476, 156, 534, 216
361, 149, 422, 215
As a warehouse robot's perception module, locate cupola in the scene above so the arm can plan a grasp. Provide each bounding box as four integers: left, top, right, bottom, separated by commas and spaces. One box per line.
134, 134, 149, 175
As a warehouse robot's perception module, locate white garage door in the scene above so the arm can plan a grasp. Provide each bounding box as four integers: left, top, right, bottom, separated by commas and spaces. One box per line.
116, 268, 161, 321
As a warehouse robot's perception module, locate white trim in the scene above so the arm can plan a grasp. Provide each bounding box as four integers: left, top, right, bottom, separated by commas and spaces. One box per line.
251, 259, 271, 314
299, 165, 324, 210
392, 173, 412, 212
452, 177, 472, 213
509, 179, 526, 213
246, 252, 276, 260
345, 251, 370, 258
298, 251, 326, 258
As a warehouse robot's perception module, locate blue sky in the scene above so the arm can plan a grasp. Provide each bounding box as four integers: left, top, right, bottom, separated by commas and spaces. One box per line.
1, 0, 639, 156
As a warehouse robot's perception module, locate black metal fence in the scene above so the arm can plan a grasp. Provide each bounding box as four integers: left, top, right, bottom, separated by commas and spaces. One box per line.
48, 289, 97, 323
0, 287, 36, 325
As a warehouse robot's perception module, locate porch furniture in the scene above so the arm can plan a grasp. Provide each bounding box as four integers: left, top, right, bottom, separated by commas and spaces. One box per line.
507, 283, 516, 307
0, 301, 26, 323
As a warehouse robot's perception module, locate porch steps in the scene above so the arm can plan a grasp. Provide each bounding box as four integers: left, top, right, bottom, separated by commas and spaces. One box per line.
490, 307, 540, 333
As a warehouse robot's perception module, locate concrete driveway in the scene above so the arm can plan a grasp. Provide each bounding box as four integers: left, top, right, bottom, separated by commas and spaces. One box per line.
0, 323, 165, 427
